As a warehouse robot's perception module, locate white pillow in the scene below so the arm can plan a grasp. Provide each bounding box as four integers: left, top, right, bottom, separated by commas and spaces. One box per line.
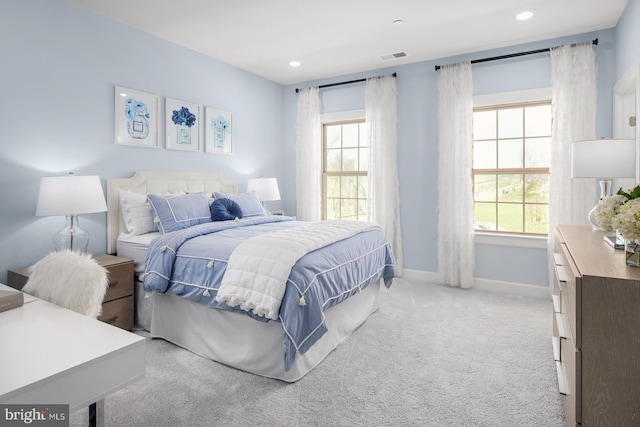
118, 189, 157, 236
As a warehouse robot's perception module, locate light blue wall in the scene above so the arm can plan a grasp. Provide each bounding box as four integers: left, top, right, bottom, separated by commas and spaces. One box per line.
615, 0, 640, 79
283, 30, 618, 287
0, 0, 286, 283
1, 0, 634, 289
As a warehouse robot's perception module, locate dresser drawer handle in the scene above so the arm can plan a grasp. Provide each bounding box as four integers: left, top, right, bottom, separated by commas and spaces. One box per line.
555, 361, 567, 395
552, 253, 564, 266
102, 316, 119, 324
108, 281, 119, 288
552, 336, 560, 361
555, 312, 567, 339
554, 264, 568, 283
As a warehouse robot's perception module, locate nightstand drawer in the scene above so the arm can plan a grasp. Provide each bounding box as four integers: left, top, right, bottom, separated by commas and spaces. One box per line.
8, 254, 135, 330
7, 267, 30, 290
98, 295, 134, 330
104, 264, 134, 303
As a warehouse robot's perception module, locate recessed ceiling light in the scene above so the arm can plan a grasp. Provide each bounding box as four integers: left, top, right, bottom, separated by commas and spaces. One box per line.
289, 60, 301, 68
516, 11, 534, 21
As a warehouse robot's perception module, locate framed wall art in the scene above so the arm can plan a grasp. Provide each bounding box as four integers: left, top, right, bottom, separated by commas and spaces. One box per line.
165, 97, 200, 151
205, 107, 232, 154
114, 86, 159, 148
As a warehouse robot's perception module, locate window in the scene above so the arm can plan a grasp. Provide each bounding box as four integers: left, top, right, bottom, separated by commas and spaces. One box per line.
472, 101, 551, 235
323, 120, 368, 220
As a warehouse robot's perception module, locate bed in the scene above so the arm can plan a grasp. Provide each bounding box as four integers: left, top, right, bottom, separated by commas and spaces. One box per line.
107, 170, 396, 382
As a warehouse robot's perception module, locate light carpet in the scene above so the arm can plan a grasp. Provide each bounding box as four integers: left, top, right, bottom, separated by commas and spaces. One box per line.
71, 278, 565, 426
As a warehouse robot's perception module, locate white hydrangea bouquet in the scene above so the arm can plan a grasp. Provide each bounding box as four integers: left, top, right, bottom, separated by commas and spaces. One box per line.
594, 194, 627, 232
595, 185, 640, 266
595, 185, 640, 242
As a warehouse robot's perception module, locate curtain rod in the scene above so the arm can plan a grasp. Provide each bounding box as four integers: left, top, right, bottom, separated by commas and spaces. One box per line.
434, 38, 598, 71
295, 72, 396, 93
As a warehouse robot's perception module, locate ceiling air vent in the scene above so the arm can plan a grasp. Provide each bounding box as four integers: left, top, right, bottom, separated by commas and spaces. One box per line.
379, 52, 407, 61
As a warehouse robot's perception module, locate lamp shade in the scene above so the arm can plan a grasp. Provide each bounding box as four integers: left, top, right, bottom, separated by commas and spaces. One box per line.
36, 175, 107, 216
571, 139, 636, 178
246, 177, 281, 202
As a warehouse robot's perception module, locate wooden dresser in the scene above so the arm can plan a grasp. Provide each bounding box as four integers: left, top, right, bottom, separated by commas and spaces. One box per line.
552, 225, 640, 426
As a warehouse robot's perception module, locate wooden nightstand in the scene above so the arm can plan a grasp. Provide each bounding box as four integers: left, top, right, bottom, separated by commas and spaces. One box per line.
7, 254, 134, 330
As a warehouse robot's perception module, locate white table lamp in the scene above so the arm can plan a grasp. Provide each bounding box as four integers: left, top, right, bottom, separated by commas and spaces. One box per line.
571, 138, 636, 229
247, 177, 280, 211
36, 173, 108, 252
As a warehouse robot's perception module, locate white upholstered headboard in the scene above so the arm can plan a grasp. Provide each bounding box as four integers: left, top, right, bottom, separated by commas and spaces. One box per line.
106, 170, 238, 254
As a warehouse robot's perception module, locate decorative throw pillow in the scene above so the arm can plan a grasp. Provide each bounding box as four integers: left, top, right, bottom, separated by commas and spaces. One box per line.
185, 189, 215, 205
148, 192, 213, 233
213, 191, 266, 217
210, 198, 243, 221
118, 189, 157, 235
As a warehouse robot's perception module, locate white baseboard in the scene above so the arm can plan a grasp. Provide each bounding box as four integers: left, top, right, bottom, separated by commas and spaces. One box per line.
401, 269, 551, 299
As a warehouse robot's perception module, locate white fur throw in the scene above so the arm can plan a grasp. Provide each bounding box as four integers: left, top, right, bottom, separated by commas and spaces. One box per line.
23, 250, 109, 319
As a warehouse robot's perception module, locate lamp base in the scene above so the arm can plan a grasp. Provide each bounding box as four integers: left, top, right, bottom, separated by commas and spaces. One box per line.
261, 201, 272, 215
588, 179, 614, 231
53, 215, 89, 252
587, 205, 605, 231
598, 179, 612, 199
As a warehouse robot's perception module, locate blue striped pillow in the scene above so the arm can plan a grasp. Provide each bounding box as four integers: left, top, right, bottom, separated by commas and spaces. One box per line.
147, 192, 212, 233
213, 191, 267, 217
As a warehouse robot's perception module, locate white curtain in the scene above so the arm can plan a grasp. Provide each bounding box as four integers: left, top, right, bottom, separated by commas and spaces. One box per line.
295, 87, 322, 222
437, 62, 474, 288
548, 42, 597, 237
366, 75, 403, 276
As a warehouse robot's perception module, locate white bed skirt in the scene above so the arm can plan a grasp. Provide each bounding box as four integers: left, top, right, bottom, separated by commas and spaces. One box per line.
146, 281, 381, 382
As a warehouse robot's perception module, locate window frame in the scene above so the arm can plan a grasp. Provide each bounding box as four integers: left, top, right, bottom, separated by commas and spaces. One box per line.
321, 113, 368, 221
472, 96, 552, 237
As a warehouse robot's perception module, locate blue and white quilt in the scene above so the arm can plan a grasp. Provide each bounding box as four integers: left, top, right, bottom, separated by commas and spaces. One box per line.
142, 216, 396, 371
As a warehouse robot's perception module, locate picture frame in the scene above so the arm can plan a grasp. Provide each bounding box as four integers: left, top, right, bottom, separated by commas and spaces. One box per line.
165, 97, 200, 151
205, 107, 233, 154
114, 86, 159, 148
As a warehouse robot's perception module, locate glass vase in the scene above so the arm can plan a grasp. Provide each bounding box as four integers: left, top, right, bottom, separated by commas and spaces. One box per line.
127, 115, 149, 139
176, 124, 192, 144
624, 238, 640, 267
215, 131, 225, 149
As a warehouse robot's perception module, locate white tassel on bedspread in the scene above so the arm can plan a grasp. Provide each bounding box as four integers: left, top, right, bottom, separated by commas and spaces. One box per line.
216, 220, 379, 320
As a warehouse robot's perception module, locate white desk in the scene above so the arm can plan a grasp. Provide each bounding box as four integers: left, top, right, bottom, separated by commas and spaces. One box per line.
0, 283, 145, 424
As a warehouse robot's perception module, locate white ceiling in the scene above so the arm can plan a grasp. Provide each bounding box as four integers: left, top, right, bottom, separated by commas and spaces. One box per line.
68, 0, 628, 85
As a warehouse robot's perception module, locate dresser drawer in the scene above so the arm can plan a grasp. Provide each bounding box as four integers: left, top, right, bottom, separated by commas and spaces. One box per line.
98, 295, 134, 330
561, 386, 577, 427
559, 243, 580, 348
560, 335, 581, 425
